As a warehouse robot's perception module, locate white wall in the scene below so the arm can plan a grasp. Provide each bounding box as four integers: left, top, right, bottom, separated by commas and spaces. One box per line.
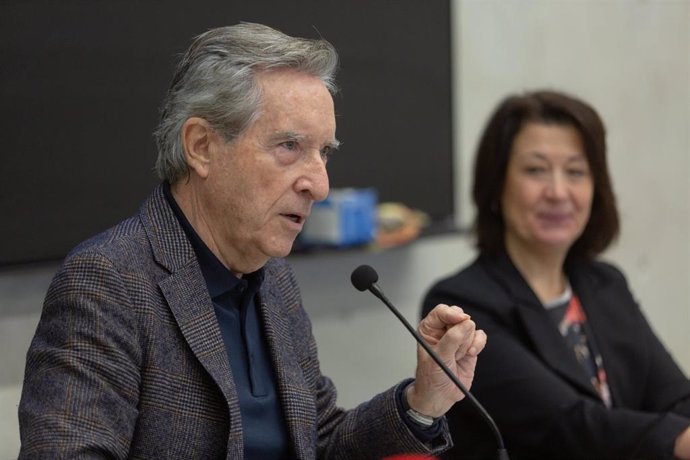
453, 0, 690, 375
1, 1, 689, 458
299, 0, 690, 411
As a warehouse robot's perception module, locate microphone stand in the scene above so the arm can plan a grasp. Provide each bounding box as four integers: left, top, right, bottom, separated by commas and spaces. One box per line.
367, 282, 509, 460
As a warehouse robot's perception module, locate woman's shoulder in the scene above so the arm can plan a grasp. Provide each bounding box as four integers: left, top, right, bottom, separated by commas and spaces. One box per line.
427, 256, 492, 293
571, 258, 629, 289
422, 255, 513, 318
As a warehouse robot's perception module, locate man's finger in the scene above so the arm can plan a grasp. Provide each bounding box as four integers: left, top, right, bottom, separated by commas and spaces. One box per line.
435, 319, 476, 361
420, 304, 470, 337
464, 329, 487, 357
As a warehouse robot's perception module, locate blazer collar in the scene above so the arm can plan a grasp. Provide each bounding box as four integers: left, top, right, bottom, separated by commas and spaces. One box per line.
140, 183, 196, 273
139, 185, 244, 451
483, 252, 602, 399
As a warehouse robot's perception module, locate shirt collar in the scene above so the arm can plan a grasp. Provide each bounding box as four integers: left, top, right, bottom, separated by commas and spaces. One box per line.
543, 283, 572, 309
162, 182, 264, 299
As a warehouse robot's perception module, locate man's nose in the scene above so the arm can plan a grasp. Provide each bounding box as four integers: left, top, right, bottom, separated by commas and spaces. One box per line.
296, 152, 329, 201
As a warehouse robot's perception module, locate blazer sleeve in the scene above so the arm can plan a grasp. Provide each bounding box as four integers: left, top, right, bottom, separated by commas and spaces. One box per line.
18, 251, 142, 459
317, 378, 452, 459
423, 268, 690, 460
274, 260, 452, 459
600, 264, 690, 420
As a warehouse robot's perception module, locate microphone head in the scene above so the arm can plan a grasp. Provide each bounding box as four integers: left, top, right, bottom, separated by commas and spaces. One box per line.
351, 265, 379, 291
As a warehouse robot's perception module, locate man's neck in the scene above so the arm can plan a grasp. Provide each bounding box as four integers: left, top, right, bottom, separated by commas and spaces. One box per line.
169, 180, 267, 277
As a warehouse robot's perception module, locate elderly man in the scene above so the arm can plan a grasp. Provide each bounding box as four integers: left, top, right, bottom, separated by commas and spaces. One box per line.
18, 23, 486, 459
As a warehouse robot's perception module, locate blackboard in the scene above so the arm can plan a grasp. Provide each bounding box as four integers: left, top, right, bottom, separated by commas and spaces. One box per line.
0, 0, 454, 266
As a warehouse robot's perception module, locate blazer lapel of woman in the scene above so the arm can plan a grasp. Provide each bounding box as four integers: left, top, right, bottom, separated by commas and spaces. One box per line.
490, 253, 601, 400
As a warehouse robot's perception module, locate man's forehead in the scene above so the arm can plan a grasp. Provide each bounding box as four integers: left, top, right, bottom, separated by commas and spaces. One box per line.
250, 72, 336, 139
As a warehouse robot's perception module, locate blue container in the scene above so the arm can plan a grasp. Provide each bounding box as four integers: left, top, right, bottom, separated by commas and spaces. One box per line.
301, 188, 378, 247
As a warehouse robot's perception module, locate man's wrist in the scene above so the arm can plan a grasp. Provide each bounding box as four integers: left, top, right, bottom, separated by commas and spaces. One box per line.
401, 382, 440, 427
405, 406, 436, 427
396, 380, 444, 443
404, 382, 445, 419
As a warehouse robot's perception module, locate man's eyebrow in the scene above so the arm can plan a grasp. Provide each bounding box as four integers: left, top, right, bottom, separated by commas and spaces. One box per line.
269, 131, 306, 142
270, 132, 341, 150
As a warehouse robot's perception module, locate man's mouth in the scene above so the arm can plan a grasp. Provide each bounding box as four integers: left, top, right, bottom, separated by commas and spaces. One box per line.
282, 213, 304, 224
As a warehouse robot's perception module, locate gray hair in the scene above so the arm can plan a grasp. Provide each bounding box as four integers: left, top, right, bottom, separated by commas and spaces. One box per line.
154, 22, 339, 183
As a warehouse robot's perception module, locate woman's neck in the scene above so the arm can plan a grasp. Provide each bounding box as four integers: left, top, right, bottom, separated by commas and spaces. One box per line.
505, 239, 568, 304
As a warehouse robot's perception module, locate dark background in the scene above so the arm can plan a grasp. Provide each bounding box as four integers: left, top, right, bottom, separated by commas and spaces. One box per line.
0, 0, 454, 266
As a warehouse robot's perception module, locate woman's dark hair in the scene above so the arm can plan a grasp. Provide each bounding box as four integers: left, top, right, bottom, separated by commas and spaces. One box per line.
473, 90, 619, 261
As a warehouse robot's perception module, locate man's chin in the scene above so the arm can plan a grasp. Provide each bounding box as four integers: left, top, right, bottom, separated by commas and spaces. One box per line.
266, 239, 296, 259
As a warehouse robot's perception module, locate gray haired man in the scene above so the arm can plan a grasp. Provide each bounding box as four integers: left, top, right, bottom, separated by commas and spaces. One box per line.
19, 23, 486, 459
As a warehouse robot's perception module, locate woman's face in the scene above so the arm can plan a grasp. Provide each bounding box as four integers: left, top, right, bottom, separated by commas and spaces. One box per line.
501, 122, 594, 258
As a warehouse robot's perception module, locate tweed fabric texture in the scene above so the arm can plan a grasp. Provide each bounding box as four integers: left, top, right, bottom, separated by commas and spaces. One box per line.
18, 185, 451, 459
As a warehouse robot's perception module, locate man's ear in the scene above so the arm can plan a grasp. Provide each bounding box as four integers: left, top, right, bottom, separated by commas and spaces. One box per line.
181, 117, 216, 179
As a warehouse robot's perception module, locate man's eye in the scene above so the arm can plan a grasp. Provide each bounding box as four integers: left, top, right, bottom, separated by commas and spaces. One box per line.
321, 146, 333, 162
282, 141, 297, 150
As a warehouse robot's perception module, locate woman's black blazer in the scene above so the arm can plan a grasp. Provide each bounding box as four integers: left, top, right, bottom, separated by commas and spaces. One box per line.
422, 252, 690, 459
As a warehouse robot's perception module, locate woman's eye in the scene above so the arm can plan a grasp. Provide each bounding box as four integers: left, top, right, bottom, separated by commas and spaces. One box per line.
525, 166, 546, 174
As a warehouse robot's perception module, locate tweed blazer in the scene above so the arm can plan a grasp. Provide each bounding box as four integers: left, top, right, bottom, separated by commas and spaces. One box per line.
422, 253, 690, 459
19, 185, 451, 459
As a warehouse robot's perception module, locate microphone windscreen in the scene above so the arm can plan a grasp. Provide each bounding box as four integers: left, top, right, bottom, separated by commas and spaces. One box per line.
350, 265, 378, 291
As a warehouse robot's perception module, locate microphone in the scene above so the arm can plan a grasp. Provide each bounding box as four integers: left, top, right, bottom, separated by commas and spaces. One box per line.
351, 264, 509, 460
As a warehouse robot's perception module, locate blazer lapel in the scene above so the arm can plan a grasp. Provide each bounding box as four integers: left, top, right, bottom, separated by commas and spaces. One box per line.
140, 185, 243, 454
258, 273, 315, 460
487, 254, 600, 399
158, 267, 241, 417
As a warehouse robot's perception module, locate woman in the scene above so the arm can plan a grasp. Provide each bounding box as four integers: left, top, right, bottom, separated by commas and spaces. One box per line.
422, 90, 690, 459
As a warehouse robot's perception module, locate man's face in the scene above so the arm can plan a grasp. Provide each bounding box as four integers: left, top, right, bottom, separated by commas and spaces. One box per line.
199, 69, 336, 274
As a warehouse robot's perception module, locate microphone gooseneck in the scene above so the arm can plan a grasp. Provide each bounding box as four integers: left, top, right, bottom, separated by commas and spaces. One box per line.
350, 264, 509, 460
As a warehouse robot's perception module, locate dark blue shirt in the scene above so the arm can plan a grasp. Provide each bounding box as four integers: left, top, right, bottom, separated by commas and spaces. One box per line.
164, 183, 291, 459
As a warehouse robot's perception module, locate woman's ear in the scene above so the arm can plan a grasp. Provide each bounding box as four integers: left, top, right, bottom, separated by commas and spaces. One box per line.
181, 117, 215, 179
